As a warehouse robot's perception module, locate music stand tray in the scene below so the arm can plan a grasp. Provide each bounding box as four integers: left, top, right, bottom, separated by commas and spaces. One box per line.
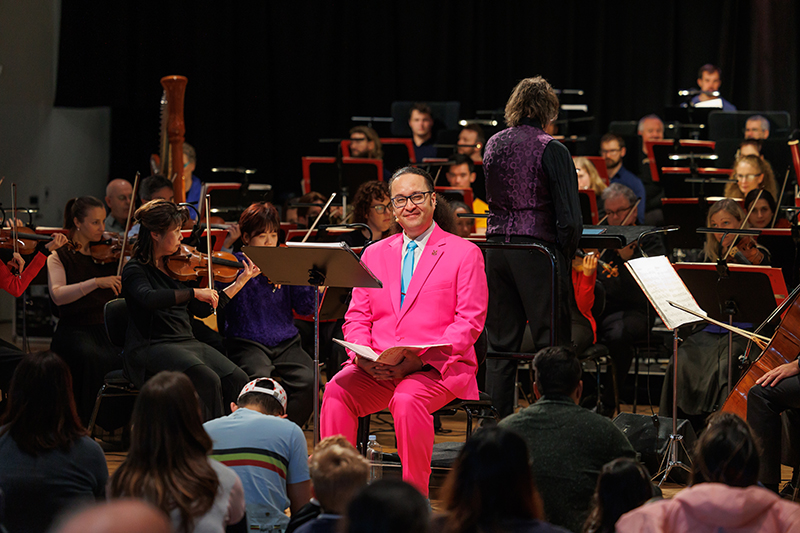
242, 242, 382, 445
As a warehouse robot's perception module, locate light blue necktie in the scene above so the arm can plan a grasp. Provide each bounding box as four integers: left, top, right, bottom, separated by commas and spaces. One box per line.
401, 241, 418, 308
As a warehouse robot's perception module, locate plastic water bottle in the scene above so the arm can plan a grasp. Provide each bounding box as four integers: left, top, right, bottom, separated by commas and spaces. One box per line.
366, 435, 383, 481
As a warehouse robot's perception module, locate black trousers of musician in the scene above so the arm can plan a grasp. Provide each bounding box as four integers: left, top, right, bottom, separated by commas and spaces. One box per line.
51, 323, 124, 428
135, 339, 248, 421
225, 334, 315, 426
595, 309, 651, 407
484, 240, 571, 419
748, 373, 800, 488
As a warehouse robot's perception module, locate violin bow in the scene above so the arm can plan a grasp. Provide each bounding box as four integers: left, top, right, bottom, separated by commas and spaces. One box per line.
668, 301, 771, 349
117, 172, 140, 277
302, 192, 337, 243
11, 183, 19, 278
722, 189, 762, 262
771, 166, 792, 228
204, 194, 216, 316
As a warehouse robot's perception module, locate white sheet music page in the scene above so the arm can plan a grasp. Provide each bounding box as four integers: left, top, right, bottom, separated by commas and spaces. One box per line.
625, 255, 706, 330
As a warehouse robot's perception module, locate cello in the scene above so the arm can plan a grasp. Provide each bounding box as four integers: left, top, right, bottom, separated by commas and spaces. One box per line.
720, 283, 800, 420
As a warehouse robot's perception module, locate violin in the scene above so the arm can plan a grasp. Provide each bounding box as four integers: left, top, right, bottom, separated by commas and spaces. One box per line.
165, 243, 243, 284
88, 232, 135, 265
0, 226, 53, 255
576, 249, 619, 278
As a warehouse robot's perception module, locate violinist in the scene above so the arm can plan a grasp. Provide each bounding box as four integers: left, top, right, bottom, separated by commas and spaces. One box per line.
702, 198, 768, 265
218, 201, 316, 426
595, 183, 664, 415
724, 154, 778, 201
570, 251, 599, 357
125, 175, 174, 239
659, 199, 759, 426
342, 180, 393, 247
47, 196, 126, 425
744, 189, 791, 229
121, 200, 258, 420
0, 221, 68, 397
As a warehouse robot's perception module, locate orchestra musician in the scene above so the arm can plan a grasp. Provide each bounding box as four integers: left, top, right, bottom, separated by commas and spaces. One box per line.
343, 180, 393, 247
320, 166, 488, 497
0, 223, 68, 396
744, 189, 791, 229
121, 200, 258, 420
218, 201, 316, 426
724, 154, 778, 201
483, 76, 582, 419
595, 183, 664, 415
47, 196, 126, 425
660, 199, 763, 425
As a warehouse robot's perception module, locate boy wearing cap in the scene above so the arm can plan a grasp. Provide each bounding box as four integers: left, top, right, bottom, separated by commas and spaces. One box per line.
205, 378, 311, 532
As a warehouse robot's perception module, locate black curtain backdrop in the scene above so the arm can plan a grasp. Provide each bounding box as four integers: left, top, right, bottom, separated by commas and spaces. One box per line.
55, 0, 800, 200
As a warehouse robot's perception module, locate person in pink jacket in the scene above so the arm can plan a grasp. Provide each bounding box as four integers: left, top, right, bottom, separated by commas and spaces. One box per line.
616, 412, 800, 533
320, 166, 488, 497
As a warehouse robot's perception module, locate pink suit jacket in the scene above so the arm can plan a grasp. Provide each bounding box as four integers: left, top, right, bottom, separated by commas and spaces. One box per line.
343, 224, 488, 400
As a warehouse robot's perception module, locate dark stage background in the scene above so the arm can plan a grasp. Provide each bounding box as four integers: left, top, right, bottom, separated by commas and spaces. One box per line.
55, 0, 800, 201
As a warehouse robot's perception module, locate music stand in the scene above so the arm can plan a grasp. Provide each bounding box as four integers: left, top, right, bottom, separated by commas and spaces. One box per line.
242, 242, 382, 445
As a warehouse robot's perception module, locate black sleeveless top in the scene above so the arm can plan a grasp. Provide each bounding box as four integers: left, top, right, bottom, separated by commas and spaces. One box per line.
54, 247, 117, 327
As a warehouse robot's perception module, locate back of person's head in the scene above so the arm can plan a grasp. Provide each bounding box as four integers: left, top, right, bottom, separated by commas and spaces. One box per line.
309, 443, 369, 514
0, 351, 85, 455
691, 412, 760, 487
236, 377, 287, 416
582, 458, 654, 533
139, 175, 174, 202
533, 346, 581, 397
343, 479, 430, 533
504, 76, 559, 127
63, 196, 105, 234
52, 500, 171, 533
441, 426, 544, 533
109, 371, 218, 533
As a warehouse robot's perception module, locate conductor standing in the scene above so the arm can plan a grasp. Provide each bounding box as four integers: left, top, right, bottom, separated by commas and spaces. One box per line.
483, 76, 583, 418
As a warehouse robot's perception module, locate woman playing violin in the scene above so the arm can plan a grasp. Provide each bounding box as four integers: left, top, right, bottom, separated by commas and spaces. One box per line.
218, 201, 317, 426
47, 196, 126, 425
660, 199, 766, 426
724, 154, 778, 201
122, 200, 258, 420
744, 189, 790, 229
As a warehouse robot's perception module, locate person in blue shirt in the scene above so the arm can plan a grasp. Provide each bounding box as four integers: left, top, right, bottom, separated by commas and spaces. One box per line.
600, 133, 646, 224
182, 143, 203, 220
690, 63, 737, 111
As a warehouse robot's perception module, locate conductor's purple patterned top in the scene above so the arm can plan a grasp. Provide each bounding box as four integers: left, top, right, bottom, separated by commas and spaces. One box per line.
484, 124, 556, 243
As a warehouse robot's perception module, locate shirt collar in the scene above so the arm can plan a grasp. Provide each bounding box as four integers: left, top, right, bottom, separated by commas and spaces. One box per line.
402, 221, 436, 250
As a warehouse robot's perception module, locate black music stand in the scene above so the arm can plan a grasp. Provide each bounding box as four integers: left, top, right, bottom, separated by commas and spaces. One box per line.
242, 242, 382, 445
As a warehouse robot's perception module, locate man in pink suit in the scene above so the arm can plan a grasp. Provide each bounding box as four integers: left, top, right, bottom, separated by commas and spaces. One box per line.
320, 166, 488, 496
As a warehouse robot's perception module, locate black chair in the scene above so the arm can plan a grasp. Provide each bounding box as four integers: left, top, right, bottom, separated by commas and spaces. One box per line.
86, 298, 139, 436
356, 330, 500, 455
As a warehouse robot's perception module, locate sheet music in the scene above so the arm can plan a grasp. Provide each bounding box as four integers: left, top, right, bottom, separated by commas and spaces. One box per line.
625, 256, 706, 330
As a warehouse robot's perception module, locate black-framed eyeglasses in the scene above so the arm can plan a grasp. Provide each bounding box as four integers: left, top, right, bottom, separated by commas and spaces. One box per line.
370, 202, 392, 214
390, 191, 434, 208
350, 137, 368, 142
606, 205, 633, 217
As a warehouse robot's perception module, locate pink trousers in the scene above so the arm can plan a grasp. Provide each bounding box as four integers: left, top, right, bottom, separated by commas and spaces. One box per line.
320, 364, 455, 497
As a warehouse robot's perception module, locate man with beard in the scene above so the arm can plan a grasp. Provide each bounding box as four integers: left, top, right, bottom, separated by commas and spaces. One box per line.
600, 133, 645, 224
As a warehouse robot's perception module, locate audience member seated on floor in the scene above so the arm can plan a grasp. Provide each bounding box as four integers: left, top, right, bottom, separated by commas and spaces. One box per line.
616, 412, 800, 532
434, 425, 570, 533
204, 378, 311, 532
0, 351, 108, 533
109, 371, 246, 533
294, 439, 369, 533
582, 457, 657, 533
286, 436, 355, 533
342, 479, 430, 533
499, 346, 636, 533
51, 500, 171, 533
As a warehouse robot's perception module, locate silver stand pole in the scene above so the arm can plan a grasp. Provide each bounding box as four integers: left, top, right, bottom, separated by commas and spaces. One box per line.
653, 328, 692, 485
313, 287, 321, 446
